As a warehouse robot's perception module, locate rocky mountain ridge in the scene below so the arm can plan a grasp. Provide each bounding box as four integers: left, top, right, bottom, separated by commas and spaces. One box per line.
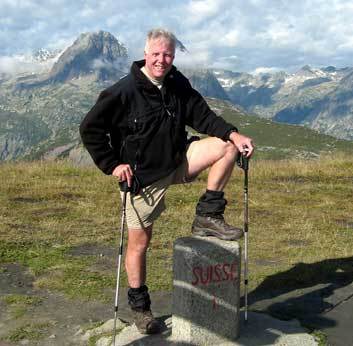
213, 65, 353, 140
1, 30, 353, 162
49, 31, 128, 83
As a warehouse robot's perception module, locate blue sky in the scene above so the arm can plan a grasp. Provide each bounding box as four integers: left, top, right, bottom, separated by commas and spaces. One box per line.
1, 0, 353, 74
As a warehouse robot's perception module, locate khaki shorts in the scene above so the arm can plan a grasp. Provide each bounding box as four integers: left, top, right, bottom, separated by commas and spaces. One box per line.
120, 140, 198, 229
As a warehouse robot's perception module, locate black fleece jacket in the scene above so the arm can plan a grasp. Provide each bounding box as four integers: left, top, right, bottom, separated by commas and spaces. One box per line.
80, 60, 237, 187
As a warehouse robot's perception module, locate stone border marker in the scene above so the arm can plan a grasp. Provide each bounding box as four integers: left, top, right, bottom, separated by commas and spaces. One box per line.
172, 236, 241, 345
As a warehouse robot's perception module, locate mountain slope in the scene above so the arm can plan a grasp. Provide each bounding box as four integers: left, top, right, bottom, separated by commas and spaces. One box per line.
213, 66, 353, 140
309, 71, 353, 139
0, 110, 49, 160
0, 31, 129, 160
49, 31, 128, 82
207, 98, 353, 160
182, 69, 229, 101
0, 73, 104, 160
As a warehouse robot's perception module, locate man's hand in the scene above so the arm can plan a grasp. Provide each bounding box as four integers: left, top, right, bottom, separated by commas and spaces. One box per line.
229, 132, 254, 158
112, 164, 133, 187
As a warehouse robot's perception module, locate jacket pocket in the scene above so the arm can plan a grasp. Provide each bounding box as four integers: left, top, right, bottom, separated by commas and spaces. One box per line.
128, 106, 163, 133
124, 107, 164, 169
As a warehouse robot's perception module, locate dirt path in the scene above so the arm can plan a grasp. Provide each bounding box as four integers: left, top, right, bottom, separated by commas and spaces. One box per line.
0, 263, 113, 345
2, 259, 352, 345
0, 261, 171, 346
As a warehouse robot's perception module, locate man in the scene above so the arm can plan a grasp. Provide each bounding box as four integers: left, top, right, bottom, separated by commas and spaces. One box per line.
80, 28, 254, 335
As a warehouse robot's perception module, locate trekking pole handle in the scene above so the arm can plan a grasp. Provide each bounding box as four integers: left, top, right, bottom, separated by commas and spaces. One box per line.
119, 181, 131, 192
119, 176, 141, 195
236, 151, 250, 171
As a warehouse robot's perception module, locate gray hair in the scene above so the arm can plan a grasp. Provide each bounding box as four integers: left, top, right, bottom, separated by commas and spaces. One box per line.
144, 28, 177, 53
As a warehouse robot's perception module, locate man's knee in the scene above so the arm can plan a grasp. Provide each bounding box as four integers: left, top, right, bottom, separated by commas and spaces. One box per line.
206, 137, 238, 158
223, 140, 238, 158
127, 227, 152, 253
186, 137, 239, 178
130, 241, 149, 254
212, 139, 238, 163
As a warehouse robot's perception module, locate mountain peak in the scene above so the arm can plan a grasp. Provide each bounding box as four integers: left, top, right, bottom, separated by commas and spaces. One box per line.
322, 66, 336, 73
49, 31, 128, 82
296, 65, 315, 76
301, 64, 312, 71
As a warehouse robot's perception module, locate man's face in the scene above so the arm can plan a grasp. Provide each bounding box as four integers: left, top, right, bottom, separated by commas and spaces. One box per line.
144, 38, 175, 80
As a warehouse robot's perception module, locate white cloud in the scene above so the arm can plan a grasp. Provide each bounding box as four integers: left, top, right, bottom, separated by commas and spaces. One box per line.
80, 6, 96, 18
260, 20, 293, 46
0, 55, 53, 75
210, 55, 241, 70
186, 0, 226, 25
252, 67, 282, 75
175, 49, 210, 69
1, 0, 353, 73
221, 30, 240, 47
91, 57, 129, 72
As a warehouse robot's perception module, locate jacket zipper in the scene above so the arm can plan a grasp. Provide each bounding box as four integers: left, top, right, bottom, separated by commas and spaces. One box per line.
160, 89, 174, 118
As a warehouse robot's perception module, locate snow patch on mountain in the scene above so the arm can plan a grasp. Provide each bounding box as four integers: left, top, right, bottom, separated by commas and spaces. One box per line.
217, 77, 236, 88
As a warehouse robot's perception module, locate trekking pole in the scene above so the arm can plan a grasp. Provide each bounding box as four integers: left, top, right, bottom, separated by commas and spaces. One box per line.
237, 152, 249, 323
113, 182, 129, 346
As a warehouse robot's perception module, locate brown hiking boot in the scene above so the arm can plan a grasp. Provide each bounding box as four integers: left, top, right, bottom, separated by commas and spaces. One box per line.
132, 309, 161, 334
191, 215, 244, 241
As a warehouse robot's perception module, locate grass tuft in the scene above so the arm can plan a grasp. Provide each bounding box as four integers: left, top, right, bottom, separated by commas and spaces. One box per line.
6, 322, 52, 342
2, 294, 43, 319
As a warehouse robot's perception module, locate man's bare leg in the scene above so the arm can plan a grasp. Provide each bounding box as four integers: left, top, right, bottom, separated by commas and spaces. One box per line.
125, 225, 153, 288
186, 137, 239, 189
124, 224, 160, 334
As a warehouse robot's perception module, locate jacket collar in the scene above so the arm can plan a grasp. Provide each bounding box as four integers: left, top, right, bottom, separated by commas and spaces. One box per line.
131, 60, 177, 90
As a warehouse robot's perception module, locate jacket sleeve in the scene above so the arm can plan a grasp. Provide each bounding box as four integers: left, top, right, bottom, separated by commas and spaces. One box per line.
79, 89, 124, 175
184, 82, 238, 140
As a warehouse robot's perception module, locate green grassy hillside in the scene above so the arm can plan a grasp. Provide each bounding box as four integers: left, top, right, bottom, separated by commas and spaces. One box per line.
1, 78, 353, 162
1, 156, 352, 302
207, 98, 353, 160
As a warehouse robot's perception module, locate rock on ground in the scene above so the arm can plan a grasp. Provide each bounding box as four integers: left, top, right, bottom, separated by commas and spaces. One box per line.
94, 313, 318, 346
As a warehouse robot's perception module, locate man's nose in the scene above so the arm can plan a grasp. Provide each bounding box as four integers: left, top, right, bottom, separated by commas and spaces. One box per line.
158, 55, 166, 63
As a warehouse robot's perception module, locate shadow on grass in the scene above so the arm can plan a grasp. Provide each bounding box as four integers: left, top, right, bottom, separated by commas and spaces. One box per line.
246, 256, 353, 329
